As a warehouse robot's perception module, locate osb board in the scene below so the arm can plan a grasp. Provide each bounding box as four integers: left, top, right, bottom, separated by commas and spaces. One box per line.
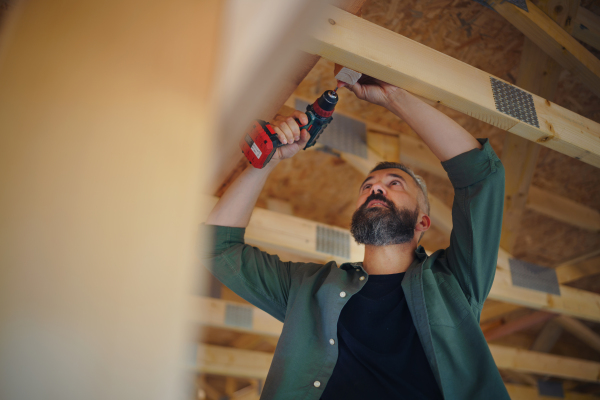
214, 0, 600, 337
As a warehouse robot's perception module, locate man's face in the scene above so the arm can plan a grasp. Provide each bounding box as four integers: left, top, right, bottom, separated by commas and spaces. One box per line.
350, 168, 423, 246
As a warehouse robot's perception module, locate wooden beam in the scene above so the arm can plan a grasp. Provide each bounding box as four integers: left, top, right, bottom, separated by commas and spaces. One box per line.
303, 5, 600, 168
190, 296, 283, 337
290, 86, 600, 235
526, 186, 600, 233
505, 383, 600, 400
555, 315, 600, 354
481, 300, 523, 323
555, 255, 600, 283
211, 0, 367, 193
195, 342, 600, 384
530, 319, 563, 352
500, 0, 568, 252
487, 0, 600, 97
490, 344, 600, 382
196, 344, 272, 379
572, 7, 600, 51
367, 130, 400, 162
484, 311, 556, 341
201, 194, 600, 322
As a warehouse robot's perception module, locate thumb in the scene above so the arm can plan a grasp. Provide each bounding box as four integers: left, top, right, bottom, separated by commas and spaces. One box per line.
346, 82, 363, 97
297, 129, 310, 148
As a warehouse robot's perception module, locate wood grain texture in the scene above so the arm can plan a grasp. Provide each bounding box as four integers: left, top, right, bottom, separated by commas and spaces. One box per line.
488, 0, 600, 96
303, 6, 600, 167
572, 7, 600, 50
500, 0, 570, 253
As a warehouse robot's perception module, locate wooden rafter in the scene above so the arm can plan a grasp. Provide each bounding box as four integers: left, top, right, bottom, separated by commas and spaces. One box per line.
486, 0, 600, 97
572, 7, 600, 50
193, 341, 600, 384
484, 311, 556, 341
302, 6, 600, 168
506, 383, 599, 400
499, 0, 569, 251
289, 94, 600, 233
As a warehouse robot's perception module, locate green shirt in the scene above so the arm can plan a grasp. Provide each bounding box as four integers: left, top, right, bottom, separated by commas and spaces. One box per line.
203, 139, 510, 400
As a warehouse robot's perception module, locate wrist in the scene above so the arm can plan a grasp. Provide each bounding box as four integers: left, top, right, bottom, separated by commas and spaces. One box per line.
385, 88, 410, 115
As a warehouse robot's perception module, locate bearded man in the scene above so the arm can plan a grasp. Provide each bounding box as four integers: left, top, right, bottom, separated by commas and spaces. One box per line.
203, 78, 509, 400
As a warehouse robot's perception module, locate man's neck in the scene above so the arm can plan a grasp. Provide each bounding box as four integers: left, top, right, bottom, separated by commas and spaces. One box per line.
362, 242, 417, 275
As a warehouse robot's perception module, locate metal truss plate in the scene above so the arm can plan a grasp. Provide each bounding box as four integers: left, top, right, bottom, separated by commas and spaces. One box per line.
225, 303, 253, 329
490, 77, 539, 128
509, 258, 561, 296
316, 225, 351, 259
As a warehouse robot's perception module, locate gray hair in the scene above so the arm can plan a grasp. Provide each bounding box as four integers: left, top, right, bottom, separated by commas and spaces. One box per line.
369, 162, 430, 216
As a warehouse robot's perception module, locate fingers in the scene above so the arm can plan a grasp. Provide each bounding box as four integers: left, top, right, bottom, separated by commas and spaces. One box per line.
297, 128, 310, 147
291, 110, 309, 127
273, 112, 307, 144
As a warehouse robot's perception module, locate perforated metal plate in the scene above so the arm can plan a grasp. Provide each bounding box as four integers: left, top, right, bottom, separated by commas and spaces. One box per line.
490, 77, 539, 128
225, 303, 253, 329
296, 99, 367, 158
316, 225, 351, 259
537, 380, 564, 398
509, 258, 560, 296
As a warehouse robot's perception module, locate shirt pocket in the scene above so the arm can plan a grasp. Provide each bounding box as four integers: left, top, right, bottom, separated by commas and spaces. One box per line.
424, 278, 470, 328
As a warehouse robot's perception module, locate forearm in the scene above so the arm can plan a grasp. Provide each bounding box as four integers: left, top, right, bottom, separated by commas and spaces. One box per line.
205, 160, 279, 228
386, 89, 481, 161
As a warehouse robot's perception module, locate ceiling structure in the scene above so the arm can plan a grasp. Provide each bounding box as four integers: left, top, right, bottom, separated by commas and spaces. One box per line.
206, 0, 600, 397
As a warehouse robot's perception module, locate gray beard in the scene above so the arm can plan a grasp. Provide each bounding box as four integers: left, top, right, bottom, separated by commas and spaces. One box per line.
350, 194, 419, 246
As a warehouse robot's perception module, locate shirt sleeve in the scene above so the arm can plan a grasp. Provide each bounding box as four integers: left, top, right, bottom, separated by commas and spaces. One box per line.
200, 224, 310, 322
441, 139, 505, 307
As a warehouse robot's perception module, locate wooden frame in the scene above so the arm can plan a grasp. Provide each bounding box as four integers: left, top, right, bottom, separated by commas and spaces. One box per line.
302, 6, 600, 168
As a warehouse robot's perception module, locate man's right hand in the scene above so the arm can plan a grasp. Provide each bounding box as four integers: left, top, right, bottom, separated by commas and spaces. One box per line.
271, 110, 310, 161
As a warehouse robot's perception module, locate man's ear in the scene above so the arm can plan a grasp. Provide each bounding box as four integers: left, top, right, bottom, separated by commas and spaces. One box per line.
415, 214, 431, 233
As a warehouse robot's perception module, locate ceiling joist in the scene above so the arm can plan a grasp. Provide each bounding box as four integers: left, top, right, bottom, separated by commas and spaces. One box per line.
194, 339, 600, 385
200, 196, 600, 322
486, 0, 600, 97
302, 6, 600, 167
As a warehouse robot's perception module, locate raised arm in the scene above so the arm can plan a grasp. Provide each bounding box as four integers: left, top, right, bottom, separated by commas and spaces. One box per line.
347, 79, 481, 161
206, 110, 309, 227
347, 79, 504, 307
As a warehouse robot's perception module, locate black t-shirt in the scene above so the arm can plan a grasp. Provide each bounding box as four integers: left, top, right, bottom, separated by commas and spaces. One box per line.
320, 272, 444, 400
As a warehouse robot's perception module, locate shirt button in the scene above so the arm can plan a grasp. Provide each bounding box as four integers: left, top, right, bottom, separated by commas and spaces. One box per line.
314, 381, 321, 388
329, 339, 335, 345
355, 268, 360, 271
340, 291, 347, 298
359, 276, 365, 281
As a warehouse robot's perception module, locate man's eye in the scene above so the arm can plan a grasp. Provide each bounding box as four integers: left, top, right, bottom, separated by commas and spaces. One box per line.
363, 185, 371, 190
391, 181, 400, 186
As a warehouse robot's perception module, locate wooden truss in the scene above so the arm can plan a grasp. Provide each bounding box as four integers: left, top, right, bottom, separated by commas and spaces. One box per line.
302, 5, 600, 168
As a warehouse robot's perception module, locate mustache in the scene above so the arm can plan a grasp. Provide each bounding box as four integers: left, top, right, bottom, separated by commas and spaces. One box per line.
361, 192, 394, 210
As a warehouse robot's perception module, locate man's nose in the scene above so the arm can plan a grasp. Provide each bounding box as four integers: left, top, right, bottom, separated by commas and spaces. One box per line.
370, 182, 386, 195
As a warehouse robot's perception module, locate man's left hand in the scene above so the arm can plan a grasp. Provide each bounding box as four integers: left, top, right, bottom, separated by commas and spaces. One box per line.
346, 77, 403, 109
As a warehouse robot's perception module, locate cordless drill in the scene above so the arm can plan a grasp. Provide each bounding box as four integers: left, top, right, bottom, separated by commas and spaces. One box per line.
240, 89, 339, 169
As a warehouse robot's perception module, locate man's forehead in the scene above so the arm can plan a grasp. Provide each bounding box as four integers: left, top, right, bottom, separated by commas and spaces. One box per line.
361, 168, 413, 185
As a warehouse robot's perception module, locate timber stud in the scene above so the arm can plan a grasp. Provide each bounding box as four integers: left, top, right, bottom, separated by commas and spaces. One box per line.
328, 18, 336, 25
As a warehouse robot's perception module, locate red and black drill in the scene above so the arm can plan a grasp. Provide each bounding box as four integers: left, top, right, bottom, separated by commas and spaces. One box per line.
240, 89, 339, 169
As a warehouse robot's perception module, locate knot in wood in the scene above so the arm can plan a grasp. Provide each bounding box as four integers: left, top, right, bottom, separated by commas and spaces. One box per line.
328, 18, 336, 25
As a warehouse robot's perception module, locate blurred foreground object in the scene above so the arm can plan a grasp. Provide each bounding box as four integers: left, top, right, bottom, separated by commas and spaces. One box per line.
0, 0, 325, 398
